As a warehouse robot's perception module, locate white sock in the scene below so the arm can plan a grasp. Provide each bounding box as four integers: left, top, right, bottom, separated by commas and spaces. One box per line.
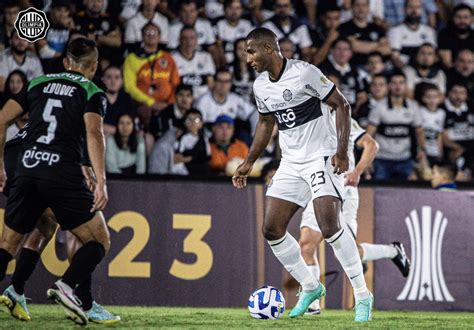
307, 264, 320, 281
326, 228, 369, 300
360, 243, 398, 262
268, 232, 319, 291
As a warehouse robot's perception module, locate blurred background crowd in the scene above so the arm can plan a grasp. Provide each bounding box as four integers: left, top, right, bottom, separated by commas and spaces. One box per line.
0, 0, 472, 182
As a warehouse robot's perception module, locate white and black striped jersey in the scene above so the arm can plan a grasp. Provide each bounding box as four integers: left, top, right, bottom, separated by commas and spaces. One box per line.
214, 18, 254, 63
172, 50, 216, 99
368, 98, 422, 161
168, 18, 216, 50
195, 91, 256, 124
262, 17, 312, 52
442, 99, 474, 147
254, 59, 337, 163
403, 65, 446, 94
387, 23, 436, 65
419, 107, 446, 158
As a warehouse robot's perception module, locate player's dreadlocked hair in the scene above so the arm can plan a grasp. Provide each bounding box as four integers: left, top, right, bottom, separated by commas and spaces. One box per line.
66, 37, 98, 66
246, 28, 278, 48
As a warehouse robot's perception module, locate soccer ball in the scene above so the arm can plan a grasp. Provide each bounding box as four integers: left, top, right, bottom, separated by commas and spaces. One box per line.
248, 286, 285, 319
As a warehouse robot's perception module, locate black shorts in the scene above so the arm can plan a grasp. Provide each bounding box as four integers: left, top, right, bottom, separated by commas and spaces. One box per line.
3, 143, 22, 197
5, 176, 95, 234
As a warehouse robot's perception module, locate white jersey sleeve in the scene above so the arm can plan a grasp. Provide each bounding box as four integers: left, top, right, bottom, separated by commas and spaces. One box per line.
300, 63, 336, 102
253, 88, 271, 115
350, 119, 366, 145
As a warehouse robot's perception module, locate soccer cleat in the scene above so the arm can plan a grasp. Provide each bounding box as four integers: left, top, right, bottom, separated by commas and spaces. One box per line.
305, 298, 321, 315
289, 284, 326, 318
47, 280, 88, 325
0, 285, 31, 321
354, 291, 374, 322
391, 242, 410, 277
87, 302, 121, 324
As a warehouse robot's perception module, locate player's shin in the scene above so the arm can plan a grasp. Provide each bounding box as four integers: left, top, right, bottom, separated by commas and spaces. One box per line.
75, 274, 93, 311
61, 241, 105, 289
359, 243, 397, 262
0, 249, 13, 281
268, 232, 319, 291
11, 248, 40, 295
326, 228, 369, 300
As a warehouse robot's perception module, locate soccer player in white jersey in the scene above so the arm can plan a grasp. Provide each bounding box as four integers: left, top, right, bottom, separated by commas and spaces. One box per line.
299, 118, 410, 315
232, 27, 373, 322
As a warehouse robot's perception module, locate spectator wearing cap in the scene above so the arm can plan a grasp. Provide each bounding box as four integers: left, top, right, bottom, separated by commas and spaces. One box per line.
446, 49, 474, 100
124, 0, 169, 51
338, 0, 391, 67
438, 4, 473, 69
319, 38, 368, 111
403, 43, 447, 98
102, 65, 138, 136
37, 0, 74, 61
123, 21, 180, 131
74, 0, 122, 68
261, 0, 313, 62
167, 0, 225, 68
0, 2, 20, 51
0, 30, 43, 93
367, 71, 427, 181
387, 0, 437, 69
172, 26, 216, 99
209, 115, 249, 175
195, 69, 256, 143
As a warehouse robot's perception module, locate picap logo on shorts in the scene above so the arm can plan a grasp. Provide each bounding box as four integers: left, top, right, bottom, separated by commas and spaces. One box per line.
397, 206, 454, 302
14, 7, 50, 43
22, 147, 61, 168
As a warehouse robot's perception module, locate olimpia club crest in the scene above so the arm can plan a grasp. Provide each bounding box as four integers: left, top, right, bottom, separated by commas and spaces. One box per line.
397, 206, 454, 302
14, 7, 50, 43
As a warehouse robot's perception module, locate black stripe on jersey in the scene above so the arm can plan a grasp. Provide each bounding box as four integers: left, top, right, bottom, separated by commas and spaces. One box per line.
322, 84, 336, 103
378, 123, 411, 138
353, 132, 366, 146
274, 97, 323, 131
181, 74, 208, 86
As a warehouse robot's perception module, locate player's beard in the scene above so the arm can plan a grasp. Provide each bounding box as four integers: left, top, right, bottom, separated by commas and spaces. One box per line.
405, 15, 421, 25
454, 26, 470, 34
418, 63, 431, 70
12, 48, 27, 56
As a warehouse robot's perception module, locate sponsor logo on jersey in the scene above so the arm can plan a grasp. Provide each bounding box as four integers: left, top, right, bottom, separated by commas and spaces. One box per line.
275, 109, 296, 128
14, 7, 50, 43
397, 206, 454, 302
22, 147, 60, 168
304, 84, 320, 98
271, 102, 286, 109
283, 89, 293, 101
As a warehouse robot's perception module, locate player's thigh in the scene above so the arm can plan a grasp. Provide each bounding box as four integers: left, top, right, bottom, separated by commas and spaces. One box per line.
263, 197, 301, 240
23, 209, 59, 252
70, 212, 110, 253
300, 204, 321, 235
342, 198, 359, 239
5, 177, 47, 236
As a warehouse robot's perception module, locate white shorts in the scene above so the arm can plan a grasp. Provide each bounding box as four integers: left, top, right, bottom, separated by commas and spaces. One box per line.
300, 194, 359, 238
266, 157, 345, 208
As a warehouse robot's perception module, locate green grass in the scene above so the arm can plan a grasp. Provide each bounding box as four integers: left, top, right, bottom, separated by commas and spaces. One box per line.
1, 305, 473, 328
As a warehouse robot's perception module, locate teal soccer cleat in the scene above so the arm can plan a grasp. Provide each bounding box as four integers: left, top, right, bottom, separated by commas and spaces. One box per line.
87, 302, 121, 324
289, 284, 326, 318
354, 291, 374, 322
0, 285, 31, 321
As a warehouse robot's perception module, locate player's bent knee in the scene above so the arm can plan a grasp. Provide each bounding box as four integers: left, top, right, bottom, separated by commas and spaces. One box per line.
300, 240, 316, 260
261, 224, 285, 241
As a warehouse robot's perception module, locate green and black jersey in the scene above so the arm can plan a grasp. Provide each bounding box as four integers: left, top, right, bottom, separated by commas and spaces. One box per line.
11, 71, 106, 184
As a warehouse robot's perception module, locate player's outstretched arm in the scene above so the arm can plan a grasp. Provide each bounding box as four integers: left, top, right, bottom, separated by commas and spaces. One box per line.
0, 99, 24, 191
346, 134, 379, 187
325, 89, 351, 174
232, 113, 276, 189
84, 112, 108, 211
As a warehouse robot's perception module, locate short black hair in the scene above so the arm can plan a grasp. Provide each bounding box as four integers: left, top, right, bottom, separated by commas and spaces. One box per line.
331, 37, 352, 50
184, 108, 202, 119
175, 83, 193, 95
180, 24, 196, 36
351, 0, 369, 6
224, 0, 240, 10
180, 0, 197, 9
388, 69, 406, 82
102, 64, 122, 76
66, 37, 98, 63
371, 73, 387, 82
448, 82, 468, 92
214, 68, 232, 80
453, 3, 472, 15
141, 20, 161, 35
246, 27, 278, 46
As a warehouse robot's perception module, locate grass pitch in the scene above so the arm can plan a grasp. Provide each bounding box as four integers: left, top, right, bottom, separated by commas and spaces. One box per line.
1, 305, 473, 328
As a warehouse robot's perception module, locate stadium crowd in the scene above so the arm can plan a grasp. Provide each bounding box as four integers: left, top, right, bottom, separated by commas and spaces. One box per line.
0, 0, 472, 181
